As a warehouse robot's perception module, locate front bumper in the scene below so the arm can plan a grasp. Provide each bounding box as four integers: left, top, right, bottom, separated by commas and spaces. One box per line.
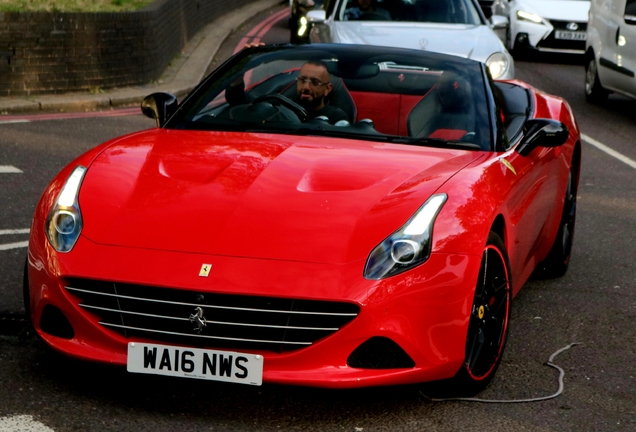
513, 19, 587, 54
26, 226, 482, 388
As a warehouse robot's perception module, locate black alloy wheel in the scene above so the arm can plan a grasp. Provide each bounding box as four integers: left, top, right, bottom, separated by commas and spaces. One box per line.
452, 232, 511, 395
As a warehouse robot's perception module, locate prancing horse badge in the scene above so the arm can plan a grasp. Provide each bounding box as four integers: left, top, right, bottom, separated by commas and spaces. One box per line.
199, 264, 212, 277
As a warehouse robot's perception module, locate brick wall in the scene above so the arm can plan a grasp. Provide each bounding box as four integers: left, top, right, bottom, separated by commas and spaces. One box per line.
0, 0, 256, 96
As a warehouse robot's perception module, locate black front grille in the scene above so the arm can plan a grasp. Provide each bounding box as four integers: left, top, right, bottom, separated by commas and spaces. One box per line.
549, 20, 588, 32
537, 20, 587, 52
65, 278, 359, 353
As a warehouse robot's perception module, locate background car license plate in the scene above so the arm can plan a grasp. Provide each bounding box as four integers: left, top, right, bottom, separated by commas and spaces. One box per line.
127, 342, 263, 385
555, 31, 586, 41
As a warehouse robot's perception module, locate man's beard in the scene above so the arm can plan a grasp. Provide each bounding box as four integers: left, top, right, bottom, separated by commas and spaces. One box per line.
298, 94, 324, 111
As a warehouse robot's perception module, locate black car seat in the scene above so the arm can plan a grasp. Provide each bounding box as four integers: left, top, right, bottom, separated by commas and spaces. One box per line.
327, 77, 358, 122
407, 71, 474, 140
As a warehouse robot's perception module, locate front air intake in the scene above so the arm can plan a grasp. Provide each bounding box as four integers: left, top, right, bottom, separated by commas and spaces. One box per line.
39, 305, 74, 339
347, 337, 415, 369
64, 278, 359, 353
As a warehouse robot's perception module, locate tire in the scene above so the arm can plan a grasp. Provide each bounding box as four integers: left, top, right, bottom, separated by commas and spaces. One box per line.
585, 56, 609, 103
449, 232, 511, 396
535, 157, 579, 278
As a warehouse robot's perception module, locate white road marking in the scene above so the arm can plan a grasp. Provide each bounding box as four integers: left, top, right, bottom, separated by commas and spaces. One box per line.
582, 133, 636, 170
0, 241, 29, 251
0, 415, 54, 431
0, 165, 22, 173
0, 119, 30, 124
0, 229, 30, 250
0, 228, 30, 235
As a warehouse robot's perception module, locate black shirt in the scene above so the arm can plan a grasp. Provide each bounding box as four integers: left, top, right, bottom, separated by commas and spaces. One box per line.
226, 81, 349, 125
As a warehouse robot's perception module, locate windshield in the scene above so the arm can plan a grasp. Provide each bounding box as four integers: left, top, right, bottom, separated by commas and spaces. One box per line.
168, 44, 493, 151
336, 0, 483, 24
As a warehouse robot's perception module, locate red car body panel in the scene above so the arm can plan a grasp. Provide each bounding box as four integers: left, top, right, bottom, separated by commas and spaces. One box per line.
78, 131, 483, 263
26, 76, 581, 388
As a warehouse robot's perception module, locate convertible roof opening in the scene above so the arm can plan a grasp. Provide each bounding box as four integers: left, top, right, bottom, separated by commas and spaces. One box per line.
169, 44, 495, 151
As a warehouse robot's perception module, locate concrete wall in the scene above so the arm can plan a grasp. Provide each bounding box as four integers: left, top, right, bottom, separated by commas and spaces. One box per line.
0, 0, 255, 96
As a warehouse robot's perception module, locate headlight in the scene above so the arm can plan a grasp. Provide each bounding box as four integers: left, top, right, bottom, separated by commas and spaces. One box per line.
486, 52, 510, 79
516, 10, 544, 24
364, 194, 447, 280
45, 166, 87, 253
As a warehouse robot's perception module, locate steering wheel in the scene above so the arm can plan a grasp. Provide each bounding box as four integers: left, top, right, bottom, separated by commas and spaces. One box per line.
252, 94, 308, 122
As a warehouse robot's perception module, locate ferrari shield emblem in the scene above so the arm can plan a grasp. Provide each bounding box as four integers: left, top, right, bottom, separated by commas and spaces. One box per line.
199, 264, 212, 277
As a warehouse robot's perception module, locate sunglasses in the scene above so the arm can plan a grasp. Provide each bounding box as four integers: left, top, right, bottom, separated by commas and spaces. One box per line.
296, 77, 329, 87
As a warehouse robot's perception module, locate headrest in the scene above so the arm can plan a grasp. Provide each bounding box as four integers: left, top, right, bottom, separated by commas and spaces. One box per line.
435, 72, 470, 112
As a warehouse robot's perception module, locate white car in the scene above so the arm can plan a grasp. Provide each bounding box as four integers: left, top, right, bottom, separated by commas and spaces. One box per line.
492, 0, 590, 55
585, 0, 636, 102
307, 0, 514, 80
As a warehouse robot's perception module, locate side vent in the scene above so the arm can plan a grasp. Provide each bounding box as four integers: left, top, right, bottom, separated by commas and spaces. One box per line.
347, 337, 415, 369
39, 305, 74, 339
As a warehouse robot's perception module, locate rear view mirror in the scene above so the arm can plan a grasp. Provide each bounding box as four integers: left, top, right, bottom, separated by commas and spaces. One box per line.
516, 119, 569, 156
141, 93, 178, 127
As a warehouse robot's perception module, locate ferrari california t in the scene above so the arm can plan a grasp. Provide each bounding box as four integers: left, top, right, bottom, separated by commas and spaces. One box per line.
24, 44, 580, 394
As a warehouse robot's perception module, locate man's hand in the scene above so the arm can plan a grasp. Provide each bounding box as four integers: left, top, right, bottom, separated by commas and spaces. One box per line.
230, 43, 265, 87
243, 42, 265, 49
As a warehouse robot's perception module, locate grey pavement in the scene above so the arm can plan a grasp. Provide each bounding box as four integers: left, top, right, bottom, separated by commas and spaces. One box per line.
0, 0, 284, 116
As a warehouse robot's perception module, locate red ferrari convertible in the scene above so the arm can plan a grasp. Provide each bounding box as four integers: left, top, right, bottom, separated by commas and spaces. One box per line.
24, 44, 580, 394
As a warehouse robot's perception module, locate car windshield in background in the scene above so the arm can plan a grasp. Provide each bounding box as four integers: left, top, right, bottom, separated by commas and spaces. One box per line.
337, 0, 483, 24
168, 44, 493, 151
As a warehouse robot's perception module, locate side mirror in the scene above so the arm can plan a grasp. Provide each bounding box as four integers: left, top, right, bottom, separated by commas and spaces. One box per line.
306, 10, 326, 23
141, 93, 178, 127
490, 15, 509, 30
516, 119, 569, 156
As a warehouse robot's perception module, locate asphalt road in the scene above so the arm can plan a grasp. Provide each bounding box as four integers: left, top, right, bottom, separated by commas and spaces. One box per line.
0, 5, 634, 431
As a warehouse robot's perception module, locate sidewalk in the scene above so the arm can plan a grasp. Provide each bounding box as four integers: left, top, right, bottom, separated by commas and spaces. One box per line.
0, 0, 284, 116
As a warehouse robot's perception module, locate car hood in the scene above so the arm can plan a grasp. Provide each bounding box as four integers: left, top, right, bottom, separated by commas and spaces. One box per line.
329, 22, 506, 63
515, 0, 590, 22
79, 130, 481, 264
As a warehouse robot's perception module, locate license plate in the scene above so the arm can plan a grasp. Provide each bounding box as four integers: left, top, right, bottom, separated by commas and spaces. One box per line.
555, 31, 586, 41
127, 342, 263, 386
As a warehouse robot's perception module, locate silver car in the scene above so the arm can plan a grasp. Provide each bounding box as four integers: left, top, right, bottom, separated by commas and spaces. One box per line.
585, 0, 636, 103
307, 0, 514, 79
